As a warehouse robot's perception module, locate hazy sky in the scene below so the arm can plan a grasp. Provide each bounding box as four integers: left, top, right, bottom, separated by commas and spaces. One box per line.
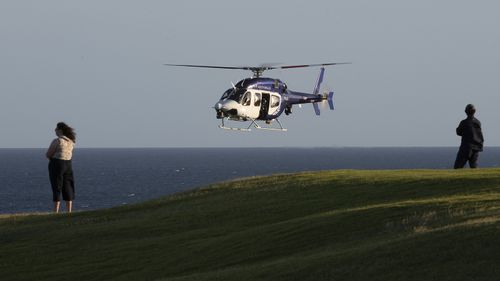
1, 0, 499, 148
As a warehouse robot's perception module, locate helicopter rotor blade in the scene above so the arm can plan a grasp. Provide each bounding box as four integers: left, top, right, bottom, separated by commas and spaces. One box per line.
164, 62, 350, 78
275, 62, 351, 70
164, 62, 351, 71
163, 63, 253, 70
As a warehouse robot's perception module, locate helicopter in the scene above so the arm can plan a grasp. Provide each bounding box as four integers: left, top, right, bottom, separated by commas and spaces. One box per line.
164, 62, 350, 131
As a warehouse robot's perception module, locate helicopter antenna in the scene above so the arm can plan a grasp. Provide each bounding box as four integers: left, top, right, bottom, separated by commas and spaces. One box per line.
164, 62, 351, 78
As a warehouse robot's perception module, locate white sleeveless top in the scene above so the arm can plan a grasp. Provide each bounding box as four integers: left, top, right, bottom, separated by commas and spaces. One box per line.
52, 136, 74, 160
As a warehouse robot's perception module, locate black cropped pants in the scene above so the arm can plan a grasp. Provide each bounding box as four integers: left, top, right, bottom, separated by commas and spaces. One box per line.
48, 158, 75, 201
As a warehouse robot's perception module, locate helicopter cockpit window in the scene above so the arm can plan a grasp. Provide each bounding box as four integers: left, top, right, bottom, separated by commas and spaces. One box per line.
220, 88, 233, 100
271, 95, 280, 108
254, 93, 261, 107
226, 88, 246, 102
242, 92, 251, 106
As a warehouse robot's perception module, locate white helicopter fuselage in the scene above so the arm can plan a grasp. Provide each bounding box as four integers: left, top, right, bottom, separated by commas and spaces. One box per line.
215, 88, 283, 121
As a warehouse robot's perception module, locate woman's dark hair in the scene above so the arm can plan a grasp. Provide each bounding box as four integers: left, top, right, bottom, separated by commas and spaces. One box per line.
56, 122, 76, 143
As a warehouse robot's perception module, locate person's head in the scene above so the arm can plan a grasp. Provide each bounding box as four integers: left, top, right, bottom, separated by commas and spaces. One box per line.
55, 122, 76, 142
465, 104, 476, 117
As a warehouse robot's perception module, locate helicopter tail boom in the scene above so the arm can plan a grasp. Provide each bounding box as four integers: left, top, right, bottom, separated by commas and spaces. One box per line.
312, 91, 334, 115
287, 66, 335, 116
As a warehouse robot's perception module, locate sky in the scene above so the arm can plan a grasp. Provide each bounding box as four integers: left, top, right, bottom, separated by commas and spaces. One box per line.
1, 0, 499, 148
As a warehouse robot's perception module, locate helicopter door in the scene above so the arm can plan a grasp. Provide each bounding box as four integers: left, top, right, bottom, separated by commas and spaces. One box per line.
241, 91, 260, 119
259, 93, 270, 119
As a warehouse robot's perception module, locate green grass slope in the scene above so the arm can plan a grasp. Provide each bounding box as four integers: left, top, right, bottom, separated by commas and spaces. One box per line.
1, 169, 500, 281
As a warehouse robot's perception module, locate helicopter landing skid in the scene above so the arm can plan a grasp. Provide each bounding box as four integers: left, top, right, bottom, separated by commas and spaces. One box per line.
219, 118, 287, 132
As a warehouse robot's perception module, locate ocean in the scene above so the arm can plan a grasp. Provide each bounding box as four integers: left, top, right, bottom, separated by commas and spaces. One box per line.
1, 147, 499, 214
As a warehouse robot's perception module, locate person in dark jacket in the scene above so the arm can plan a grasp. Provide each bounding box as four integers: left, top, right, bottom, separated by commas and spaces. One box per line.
454, 104, 484, 169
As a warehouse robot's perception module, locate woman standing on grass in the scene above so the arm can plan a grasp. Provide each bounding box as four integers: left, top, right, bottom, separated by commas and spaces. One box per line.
46, 122, 76, 213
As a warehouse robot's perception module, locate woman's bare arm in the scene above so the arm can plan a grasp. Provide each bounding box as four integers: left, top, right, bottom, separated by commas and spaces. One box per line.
46, 139, 58, 159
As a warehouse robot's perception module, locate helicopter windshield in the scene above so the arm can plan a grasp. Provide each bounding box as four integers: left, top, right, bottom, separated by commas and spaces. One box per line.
220, 88, 233, 100
225, 88, 247, 103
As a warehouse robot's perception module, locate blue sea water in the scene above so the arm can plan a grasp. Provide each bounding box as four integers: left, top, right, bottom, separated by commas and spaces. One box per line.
1, 147, 499, 214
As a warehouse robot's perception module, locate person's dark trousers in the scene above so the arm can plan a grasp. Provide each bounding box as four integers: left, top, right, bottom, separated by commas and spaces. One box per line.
454, 147, 480, 169
48, 158, 75, 201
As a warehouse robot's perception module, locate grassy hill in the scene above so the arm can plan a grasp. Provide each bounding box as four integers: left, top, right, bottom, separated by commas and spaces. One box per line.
1, 169, 500, 281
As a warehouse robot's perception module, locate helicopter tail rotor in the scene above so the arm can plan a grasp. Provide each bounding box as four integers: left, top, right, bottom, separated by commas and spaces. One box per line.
327, 91, 334, 110
312, 91, 334, 115
313, 67, 325, 95
312, 67, 326, 115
